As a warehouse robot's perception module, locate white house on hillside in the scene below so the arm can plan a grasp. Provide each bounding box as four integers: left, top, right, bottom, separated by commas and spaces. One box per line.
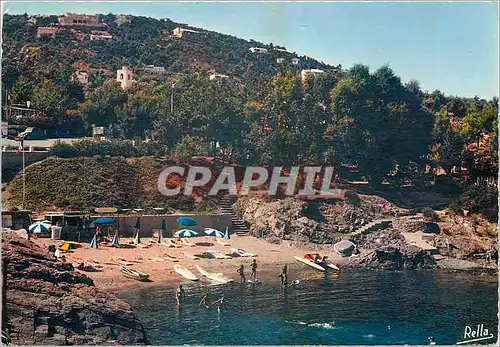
209, 73, 229, 80
301, 69, 324, 81
249, 47, 268, 54
116, 66, 134, 89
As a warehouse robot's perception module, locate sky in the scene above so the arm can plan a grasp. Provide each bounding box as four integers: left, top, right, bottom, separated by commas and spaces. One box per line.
3, 1, 499, 99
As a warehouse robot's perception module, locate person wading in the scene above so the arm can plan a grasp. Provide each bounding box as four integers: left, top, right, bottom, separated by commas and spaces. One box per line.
237, 264, 246, 283
279, 265, 288, 286
175, 285, 185, 306
250, 259, 258, 282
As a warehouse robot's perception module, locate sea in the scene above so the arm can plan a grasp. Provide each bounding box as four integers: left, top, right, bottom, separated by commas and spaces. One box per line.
117, 269, 498, 345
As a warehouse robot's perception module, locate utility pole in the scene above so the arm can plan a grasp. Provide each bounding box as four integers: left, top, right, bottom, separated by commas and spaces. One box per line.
170, 81, 177, 114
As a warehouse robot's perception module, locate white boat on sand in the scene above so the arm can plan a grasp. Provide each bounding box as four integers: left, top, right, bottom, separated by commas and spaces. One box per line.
196, 265, 233, 283
174, 265, 199, 281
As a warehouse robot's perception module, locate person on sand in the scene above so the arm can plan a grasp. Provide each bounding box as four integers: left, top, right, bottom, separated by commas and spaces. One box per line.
250, 259, 258, 282
237, 264, 246, 283
175, 285, 185, 306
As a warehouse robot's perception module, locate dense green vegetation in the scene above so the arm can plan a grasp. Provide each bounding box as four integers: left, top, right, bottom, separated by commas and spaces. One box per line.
7, 156, 217, 212
2, 13, 498, 197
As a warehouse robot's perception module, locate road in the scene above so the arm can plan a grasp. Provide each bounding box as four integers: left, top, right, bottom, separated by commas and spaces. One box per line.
1, 137, 84, 149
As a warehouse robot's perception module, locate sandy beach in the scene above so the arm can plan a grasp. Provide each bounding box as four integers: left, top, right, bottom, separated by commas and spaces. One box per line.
32, 235, 345, 291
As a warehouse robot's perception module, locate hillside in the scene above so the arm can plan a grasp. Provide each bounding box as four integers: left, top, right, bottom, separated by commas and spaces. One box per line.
4, 156, 221, 212
2, 13, 337, 92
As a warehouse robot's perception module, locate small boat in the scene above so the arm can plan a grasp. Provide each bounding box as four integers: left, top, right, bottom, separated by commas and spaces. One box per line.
174, 265, 199, 281
196, 265, 233, 283
304, 253, 340, 271
294, 256, 326, 272
121, 267, 149, 281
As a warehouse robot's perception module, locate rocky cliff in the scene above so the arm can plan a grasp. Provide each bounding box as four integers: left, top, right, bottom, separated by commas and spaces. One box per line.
2, 233, 149, 345
235, 195, 497, 271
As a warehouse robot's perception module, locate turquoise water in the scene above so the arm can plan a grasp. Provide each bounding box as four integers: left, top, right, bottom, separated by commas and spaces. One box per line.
117, 269, 498, 345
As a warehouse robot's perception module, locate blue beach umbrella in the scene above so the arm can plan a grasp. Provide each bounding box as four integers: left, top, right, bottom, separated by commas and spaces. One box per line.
29, 221, 51, 234
177, 216, 197, 227
174, 229, 198, 238
204, 228, 225, 238
93, 217, 117, 225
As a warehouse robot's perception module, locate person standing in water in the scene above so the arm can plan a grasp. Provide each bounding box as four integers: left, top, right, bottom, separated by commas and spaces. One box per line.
237, 264, 246, 283
428, 337, 437, 345
250, 259, 258, 282
175, 285, 185, 306
279, 265, 288, 285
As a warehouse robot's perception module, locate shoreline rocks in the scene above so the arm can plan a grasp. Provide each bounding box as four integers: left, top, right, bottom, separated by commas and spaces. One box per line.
2, 233, 149, 345
236, 196, 497, 273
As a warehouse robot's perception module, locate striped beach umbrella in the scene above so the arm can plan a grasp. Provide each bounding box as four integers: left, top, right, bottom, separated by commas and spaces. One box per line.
204, 228, 225, 238
90, 233, 98, 249
111, 231, 120, 246
174, 229, 198, 238
29, 221, 51, 234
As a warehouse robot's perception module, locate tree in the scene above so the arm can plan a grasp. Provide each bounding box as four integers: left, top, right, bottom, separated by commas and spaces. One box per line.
174, 135, 205, 162
78, 80, 127, 128
115, 82, 164, 138
330, 64, 434, 184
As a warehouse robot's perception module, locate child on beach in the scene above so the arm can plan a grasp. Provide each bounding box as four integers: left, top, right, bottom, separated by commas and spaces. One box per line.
237, 264, 246, 283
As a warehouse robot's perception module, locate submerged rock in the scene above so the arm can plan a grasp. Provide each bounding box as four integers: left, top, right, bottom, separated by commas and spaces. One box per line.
2, 233, 149, 345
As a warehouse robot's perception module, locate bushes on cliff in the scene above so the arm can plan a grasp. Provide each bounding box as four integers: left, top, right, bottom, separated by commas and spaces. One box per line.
50, 139, 164, 158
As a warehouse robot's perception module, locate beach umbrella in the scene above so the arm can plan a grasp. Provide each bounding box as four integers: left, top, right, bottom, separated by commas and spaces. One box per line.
93, 217, 117, 225
133, 230, 141, 245
156, 218, 167, 243
225, 227, 230, 240
177, 216, 197, 227
111, 231, 120, 246
29, 221, 51, 234
204, 228, 225, 238
157, 229, 164, 244
90, 233, 98, 249
174, 229, 198, 238
133, 217, 141, 244
60, 241, 83, 251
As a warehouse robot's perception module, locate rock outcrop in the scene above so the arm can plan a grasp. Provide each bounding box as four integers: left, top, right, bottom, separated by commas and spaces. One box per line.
2, 233, 149, 345
348, 229, 437, 270
235, 194, 403, 243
